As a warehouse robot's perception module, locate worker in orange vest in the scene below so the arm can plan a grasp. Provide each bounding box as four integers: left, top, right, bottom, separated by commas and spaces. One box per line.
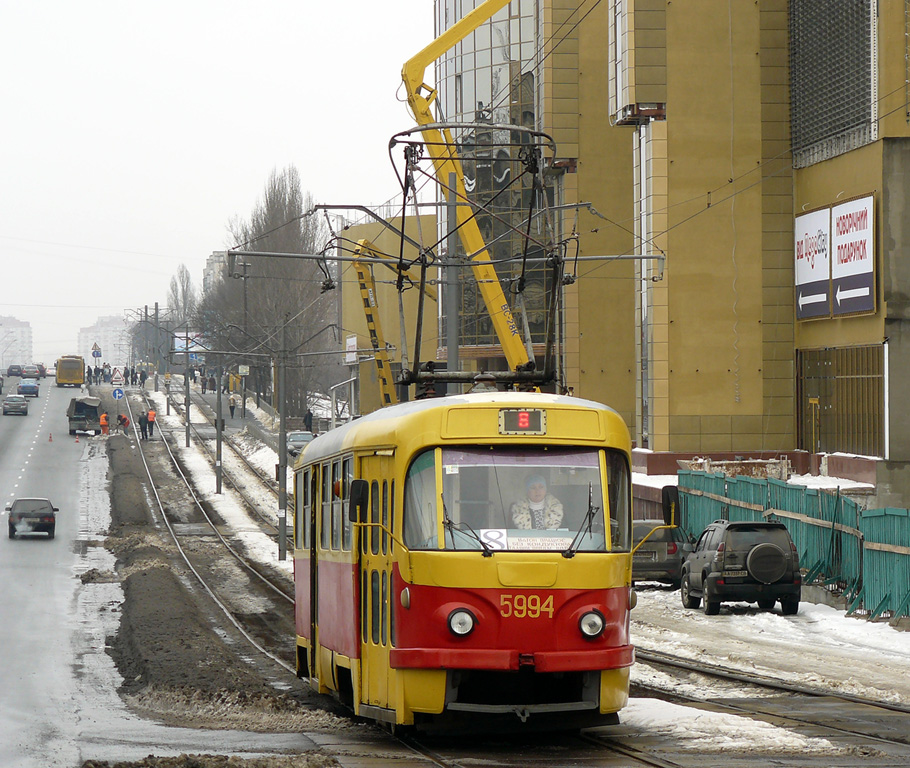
100, 412, 109, 435
147, 407, 156, 437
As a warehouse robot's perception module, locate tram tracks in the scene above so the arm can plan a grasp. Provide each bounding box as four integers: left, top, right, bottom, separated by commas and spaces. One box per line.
120, 390, 297, 678
153, 385, 281, 531
634, 647, 910, 755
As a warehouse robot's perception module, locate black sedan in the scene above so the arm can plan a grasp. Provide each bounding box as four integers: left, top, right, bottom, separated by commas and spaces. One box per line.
7, 498, 58, 539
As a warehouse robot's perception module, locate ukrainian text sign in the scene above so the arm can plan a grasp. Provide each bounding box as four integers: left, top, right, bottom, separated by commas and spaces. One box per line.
831, 195, 874, 315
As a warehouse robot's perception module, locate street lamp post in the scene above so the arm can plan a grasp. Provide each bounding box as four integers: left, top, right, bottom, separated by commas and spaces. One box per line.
277, 316, 289, 560
232, 260, 251, 417
184, 328, 191, 448
216, 364, 223, 494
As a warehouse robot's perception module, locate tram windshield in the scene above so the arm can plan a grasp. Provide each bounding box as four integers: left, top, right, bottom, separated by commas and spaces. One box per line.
403, 446, 630, 553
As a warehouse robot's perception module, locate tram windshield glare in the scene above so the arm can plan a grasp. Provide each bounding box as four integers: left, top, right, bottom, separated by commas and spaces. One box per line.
403, 447, 631, 552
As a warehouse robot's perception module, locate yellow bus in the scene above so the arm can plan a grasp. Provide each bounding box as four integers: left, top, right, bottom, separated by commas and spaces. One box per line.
55, 355, 85, 387
293, 391, 634, 730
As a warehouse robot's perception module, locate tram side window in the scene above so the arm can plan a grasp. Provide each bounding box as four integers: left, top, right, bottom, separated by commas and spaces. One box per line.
381, 570, 388, 646
370, 570, 380, 644
381, 481, 389, 555
321, 462, 331, 549
342, 456, 353, 551
331, 459, 342, 550
370, 480, 380, 555
361, 571, 368, 643
403, 449, 437, 548
606, 449, 631, 551
389, 480, 395, 554
295, 469, 309, 550
310, 466, 319, 549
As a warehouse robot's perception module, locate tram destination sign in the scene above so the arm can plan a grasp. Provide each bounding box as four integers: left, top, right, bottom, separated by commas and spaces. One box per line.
498, 408, 546, 435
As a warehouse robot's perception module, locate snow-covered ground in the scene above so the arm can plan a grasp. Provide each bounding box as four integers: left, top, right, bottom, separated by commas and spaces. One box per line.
144, 389, 293, 577
631, 585, 910, 704
622, 584, 910, 755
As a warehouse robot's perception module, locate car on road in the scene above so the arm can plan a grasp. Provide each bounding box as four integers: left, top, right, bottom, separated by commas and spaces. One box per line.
287, 430, 315, 456
35, 363, 47, 378
2, 394, 28, 415
22, 364, 41, 378
7, 497, 58, 539
680, 519, 801, 616
632, 520, 693, 587
17, 378, 39, 397
6, 364, 22, 377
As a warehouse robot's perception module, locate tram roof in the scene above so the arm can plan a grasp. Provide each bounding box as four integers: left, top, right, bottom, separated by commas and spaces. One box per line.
299, 391, 622, 463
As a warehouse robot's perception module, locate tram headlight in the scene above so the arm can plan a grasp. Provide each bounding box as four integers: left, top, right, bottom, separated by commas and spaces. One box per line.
447, 608, 476, 637
579, 610, 605, 639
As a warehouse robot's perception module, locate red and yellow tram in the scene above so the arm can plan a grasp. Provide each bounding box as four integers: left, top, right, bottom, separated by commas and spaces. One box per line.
292, 391, 635, 729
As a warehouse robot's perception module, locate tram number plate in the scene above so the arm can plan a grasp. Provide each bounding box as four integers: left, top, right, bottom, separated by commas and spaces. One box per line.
724, 570, 748, 578
500, 594, 554, 619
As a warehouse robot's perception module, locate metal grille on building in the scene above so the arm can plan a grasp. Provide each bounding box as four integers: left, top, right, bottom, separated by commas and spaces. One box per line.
797, 345, 884, 457
789, 0, 877, 168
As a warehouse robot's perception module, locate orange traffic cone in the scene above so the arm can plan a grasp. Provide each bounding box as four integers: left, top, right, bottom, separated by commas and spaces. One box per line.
49, 433, 53, 442
75, 434, 79, 443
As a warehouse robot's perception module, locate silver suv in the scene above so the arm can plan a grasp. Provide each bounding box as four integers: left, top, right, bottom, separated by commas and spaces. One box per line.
680, 519, 801, 615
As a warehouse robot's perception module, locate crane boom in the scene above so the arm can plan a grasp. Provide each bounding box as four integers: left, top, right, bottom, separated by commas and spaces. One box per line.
352, 239, 439, 407
401, 0, 532, 373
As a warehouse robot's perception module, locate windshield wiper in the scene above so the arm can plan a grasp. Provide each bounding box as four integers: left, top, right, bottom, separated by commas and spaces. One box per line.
563, 483, 600, 559
441, 495, 493, 557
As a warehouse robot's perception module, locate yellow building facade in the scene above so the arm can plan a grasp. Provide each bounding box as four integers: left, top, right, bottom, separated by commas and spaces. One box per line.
347, 0, 910, 502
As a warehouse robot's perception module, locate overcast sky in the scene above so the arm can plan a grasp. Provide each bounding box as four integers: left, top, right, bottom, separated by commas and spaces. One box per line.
0, 1, 432, 362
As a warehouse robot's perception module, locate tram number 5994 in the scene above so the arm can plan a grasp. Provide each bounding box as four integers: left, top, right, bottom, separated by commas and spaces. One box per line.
500, 594, 554, 619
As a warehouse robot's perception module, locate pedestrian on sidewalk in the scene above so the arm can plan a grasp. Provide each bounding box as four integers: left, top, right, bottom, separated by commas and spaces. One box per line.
229, 394, 236, 419
208, 374, 216, 394
304, 408, 313, 432
147, 407, 156, 437
138, 411, 149, 440
201, 376, 207, 394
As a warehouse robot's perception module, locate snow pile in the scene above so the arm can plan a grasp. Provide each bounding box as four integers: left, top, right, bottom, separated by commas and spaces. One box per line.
622, 698, 846, 755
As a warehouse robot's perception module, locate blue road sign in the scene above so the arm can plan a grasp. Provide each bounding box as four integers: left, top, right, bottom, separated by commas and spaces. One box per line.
92, 350, 102, 358
112, 388, 124, 400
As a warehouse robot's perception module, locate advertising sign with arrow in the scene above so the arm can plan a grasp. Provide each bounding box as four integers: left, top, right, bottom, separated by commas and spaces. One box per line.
794, 194, 876, 321
794, 207, 831, 320
830, 195, 874, 316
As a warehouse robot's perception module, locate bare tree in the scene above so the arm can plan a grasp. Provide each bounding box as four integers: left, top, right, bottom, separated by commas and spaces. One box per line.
168, 264, 197, 328
196, 166, 338, 417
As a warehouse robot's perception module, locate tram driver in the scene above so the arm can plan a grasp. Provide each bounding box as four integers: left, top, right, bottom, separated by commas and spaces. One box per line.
511, 474, 564, 530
